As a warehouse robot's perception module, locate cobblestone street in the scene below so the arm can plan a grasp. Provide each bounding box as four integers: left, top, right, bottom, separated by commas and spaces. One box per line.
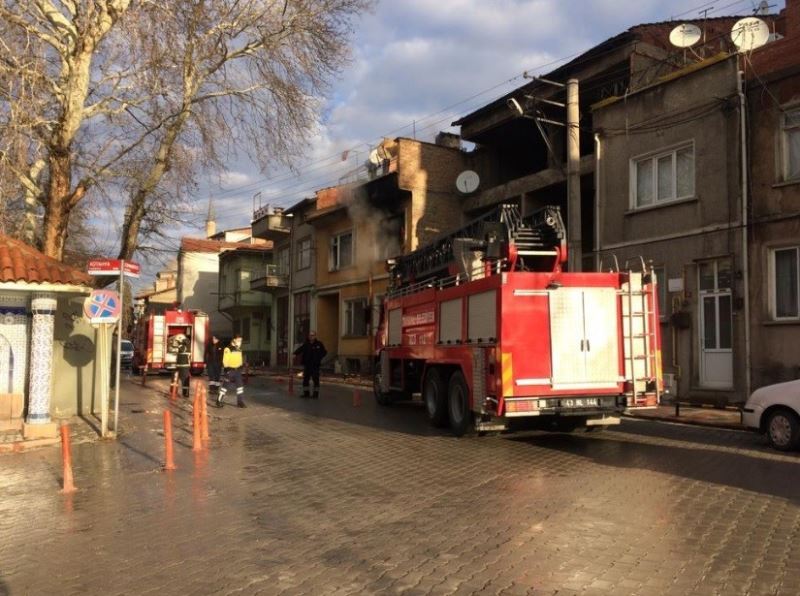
1, 375, 799, 595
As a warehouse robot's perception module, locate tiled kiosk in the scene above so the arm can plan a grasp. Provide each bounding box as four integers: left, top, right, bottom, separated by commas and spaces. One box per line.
0, 236, 94, 439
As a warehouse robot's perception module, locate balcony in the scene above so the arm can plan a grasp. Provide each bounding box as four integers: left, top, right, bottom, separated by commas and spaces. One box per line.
251, 264, 289, 292
251, 206, 291, 241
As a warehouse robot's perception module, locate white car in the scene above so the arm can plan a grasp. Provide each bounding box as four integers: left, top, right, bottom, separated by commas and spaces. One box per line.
742, 379, 800, 451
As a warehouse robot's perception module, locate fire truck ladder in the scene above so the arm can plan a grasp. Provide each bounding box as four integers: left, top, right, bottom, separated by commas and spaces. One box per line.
390, 204, 566, 288
621, 260, 661, 406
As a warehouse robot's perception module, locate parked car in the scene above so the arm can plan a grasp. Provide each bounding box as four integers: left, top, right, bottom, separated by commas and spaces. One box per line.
742, 380, 800, 451
119, 339, 135, 367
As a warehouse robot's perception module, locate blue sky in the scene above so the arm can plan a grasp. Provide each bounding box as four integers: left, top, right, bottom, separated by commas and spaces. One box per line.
140, 0, 782, 279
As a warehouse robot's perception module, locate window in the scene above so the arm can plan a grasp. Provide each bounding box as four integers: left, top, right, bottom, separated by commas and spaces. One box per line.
329, 231, 353, 271
372, 295, 385, 333
296, 237, 312, 270
631, 143, 694, 208
232, 319, 241, 336
294, 292, 310, 344
771, 247, 799, 320
242, 317, 251, 343
344, 298, 368, 336
237, 269, 251, 292
277, 247, 290, 276
782, 107, 800, 182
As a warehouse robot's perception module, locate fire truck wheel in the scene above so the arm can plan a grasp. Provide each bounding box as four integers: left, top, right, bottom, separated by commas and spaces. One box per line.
448, 371, 474, 437
424, 368, 449, 427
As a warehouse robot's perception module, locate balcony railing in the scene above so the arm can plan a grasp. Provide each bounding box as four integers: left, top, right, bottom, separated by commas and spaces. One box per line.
250, 264, 289, 292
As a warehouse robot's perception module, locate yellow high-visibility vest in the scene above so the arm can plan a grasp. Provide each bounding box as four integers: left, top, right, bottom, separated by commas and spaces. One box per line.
223, 347, 243, 369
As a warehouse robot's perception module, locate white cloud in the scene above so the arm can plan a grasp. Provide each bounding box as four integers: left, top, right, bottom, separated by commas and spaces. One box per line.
202, 0, 784, 223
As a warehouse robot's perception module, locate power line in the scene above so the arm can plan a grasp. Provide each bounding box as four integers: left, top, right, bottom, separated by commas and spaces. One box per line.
208, 0, 775, 221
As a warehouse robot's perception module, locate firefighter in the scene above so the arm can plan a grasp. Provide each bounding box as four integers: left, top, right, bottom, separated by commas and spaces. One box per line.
175, 335, 191, 398
204, 335, 224, 394
218, 334, 246, 408
293, 330, 327, 398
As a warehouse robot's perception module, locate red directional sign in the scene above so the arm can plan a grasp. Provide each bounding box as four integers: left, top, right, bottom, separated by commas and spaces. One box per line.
87, 259, 140, 278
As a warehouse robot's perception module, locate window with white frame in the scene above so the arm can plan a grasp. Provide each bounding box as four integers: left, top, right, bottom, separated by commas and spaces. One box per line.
782, 107, 800, 182
344, 298, 368, 336
296, 237, 312, 270
329, 230, 353, 271
771, 246, 799, 319
631, 143, 695, 208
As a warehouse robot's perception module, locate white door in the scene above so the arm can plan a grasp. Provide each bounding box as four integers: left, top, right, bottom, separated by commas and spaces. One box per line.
699, 260, 733, 388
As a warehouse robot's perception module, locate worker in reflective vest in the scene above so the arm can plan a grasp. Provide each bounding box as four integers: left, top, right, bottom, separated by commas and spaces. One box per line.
217, 334, 245, 408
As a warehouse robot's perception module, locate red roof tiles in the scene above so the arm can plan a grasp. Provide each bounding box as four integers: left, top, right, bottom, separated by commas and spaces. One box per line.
0, 235, 93, 286
179, 237, 273, 253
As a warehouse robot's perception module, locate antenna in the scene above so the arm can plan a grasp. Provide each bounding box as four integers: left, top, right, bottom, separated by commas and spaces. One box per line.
753, 1, 773, 15
731, 17, 770, 52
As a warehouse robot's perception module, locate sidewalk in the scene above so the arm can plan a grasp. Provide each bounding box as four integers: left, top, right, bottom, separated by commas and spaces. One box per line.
624, 404, 745, 430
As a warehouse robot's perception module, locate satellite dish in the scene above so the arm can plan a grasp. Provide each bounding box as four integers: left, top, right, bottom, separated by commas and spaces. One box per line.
669, 23, 702, 48
731, 17, 770, 52
456, 170, 480, 194
367, 148, 383, 167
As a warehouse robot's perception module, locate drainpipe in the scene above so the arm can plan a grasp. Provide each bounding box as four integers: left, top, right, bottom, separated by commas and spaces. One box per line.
594, 133, 602, 271
738, 69, 752, 398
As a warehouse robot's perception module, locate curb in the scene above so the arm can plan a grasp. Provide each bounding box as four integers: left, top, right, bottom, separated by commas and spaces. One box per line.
623, 412, 746, 432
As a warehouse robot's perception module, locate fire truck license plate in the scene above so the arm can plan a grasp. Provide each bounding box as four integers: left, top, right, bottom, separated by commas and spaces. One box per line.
563, 398, 597, 407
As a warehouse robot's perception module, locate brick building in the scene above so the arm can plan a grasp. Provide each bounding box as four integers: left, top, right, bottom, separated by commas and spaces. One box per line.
303, 135, 472, 374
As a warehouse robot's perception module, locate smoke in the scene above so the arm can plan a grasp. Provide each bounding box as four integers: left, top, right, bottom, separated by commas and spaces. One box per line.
342, 184, 404, 276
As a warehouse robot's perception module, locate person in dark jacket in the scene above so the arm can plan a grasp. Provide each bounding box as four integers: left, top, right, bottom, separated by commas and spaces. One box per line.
293, 331, 327, 398
176, 336, 191, 398
204, 335, 224, 394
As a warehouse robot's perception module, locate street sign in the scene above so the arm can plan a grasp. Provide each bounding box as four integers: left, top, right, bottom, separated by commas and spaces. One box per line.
84, 289, 122, 323
87, 259, 141, 278
123, 261, 141, 277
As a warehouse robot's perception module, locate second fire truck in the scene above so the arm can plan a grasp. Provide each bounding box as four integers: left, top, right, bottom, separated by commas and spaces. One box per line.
374, 204, 661, 436
132, 308, 209, 376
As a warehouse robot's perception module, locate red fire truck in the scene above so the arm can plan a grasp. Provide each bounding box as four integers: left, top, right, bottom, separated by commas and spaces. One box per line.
132, 309, 209, 376
374, 204, 661, 436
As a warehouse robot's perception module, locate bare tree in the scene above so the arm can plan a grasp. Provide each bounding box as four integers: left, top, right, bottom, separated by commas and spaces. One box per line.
0, 0, 133, 258
115, 0, 372, 260
0, 0, 371, 262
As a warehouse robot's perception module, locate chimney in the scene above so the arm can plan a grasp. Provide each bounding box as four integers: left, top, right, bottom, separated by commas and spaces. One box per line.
435, 131, 461, 149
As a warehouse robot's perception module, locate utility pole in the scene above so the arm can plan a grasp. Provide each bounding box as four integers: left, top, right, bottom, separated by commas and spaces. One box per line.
514, 76, 581, 269
566, 78, 582, 272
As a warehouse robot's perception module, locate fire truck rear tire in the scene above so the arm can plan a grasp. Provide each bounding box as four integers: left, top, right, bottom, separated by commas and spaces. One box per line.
424, 368, 449, 427
448, 371, 474, 437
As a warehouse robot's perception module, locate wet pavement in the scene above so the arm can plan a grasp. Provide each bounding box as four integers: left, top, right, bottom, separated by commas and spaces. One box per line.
1, 375, 799, 595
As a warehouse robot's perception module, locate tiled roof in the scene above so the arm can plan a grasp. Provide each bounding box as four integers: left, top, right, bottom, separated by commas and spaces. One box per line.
180, 237, 273, 253
0, 235, 93, 286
